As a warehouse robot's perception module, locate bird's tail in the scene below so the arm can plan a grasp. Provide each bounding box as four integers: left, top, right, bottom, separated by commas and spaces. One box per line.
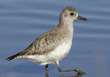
6, 52, 21, 61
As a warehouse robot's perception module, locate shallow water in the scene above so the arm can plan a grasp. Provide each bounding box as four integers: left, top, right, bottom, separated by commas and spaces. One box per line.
0, 0, 110, 77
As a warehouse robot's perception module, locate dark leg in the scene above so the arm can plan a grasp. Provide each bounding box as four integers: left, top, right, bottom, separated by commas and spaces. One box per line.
45, 64, 49, 77
56, 61, 86, 74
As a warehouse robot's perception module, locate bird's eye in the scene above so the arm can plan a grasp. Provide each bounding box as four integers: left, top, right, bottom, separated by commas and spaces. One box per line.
70, 13, 74, 16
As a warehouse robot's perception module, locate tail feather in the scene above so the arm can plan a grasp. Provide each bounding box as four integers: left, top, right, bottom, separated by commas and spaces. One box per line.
6, 52, 21, 61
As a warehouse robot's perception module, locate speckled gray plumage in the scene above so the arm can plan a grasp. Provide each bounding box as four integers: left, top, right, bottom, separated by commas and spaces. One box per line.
6, 6, 86, 61
20, 25, 73, 55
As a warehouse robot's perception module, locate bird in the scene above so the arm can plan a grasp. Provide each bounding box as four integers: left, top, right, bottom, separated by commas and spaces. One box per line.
6, 6, 87, 75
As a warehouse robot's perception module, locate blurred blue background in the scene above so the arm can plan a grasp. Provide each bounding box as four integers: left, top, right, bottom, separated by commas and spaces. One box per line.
0, 0, 110, 77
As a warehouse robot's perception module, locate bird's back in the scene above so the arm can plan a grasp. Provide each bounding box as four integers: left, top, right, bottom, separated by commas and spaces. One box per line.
6, 25, 73, 61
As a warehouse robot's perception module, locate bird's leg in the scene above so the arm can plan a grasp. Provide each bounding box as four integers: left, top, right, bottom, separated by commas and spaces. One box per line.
56, 61, 86, 74
45, 64, 49, 77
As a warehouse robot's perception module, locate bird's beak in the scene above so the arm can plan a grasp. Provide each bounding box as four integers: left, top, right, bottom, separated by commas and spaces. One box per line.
77, 15, 87, 21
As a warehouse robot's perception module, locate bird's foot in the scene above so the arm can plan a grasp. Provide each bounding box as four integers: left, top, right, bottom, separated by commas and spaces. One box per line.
74, 68, 86, 75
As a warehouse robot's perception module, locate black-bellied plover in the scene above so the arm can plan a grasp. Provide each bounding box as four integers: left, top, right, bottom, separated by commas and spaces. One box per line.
6, 6, 87, 76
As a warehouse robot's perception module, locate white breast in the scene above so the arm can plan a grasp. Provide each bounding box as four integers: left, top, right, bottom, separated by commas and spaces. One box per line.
48, 41, 72, 61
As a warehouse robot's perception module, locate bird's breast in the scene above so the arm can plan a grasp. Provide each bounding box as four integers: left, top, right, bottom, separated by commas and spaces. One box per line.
47, 40, 72, 61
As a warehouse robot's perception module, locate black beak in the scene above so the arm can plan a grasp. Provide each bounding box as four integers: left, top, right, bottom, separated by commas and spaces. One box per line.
77, 15, 87, 21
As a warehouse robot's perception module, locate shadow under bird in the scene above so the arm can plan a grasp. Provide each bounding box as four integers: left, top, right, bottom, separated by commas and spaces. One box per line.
6, 6, 87, 76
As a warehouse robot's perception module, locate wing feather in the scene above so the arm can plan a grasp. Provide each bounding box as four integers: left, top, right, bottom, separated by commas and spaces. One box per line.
6, 26, 68, 61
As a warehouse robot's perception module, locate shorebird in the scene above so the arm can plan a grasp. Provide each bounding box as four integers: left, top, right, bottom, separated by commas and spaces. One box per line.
6, 6, 87, 75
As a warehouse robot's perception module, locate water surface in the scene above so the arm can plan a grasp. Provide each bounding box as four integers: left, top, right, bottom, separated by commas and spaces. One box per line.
0, 0, 110, 77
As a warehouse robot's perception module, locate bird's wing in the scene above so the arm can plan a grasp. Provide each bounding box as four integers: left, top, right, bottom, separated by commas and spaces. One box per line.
6, 26, 65, 61
19, 26, 63, 55
21, 29, 61, 55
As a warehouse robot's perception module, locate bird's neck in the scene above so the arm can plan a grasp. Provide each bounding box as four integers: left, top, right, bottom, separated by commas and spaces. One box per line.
58, 21, 74, 40
58, 20, 74, 32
